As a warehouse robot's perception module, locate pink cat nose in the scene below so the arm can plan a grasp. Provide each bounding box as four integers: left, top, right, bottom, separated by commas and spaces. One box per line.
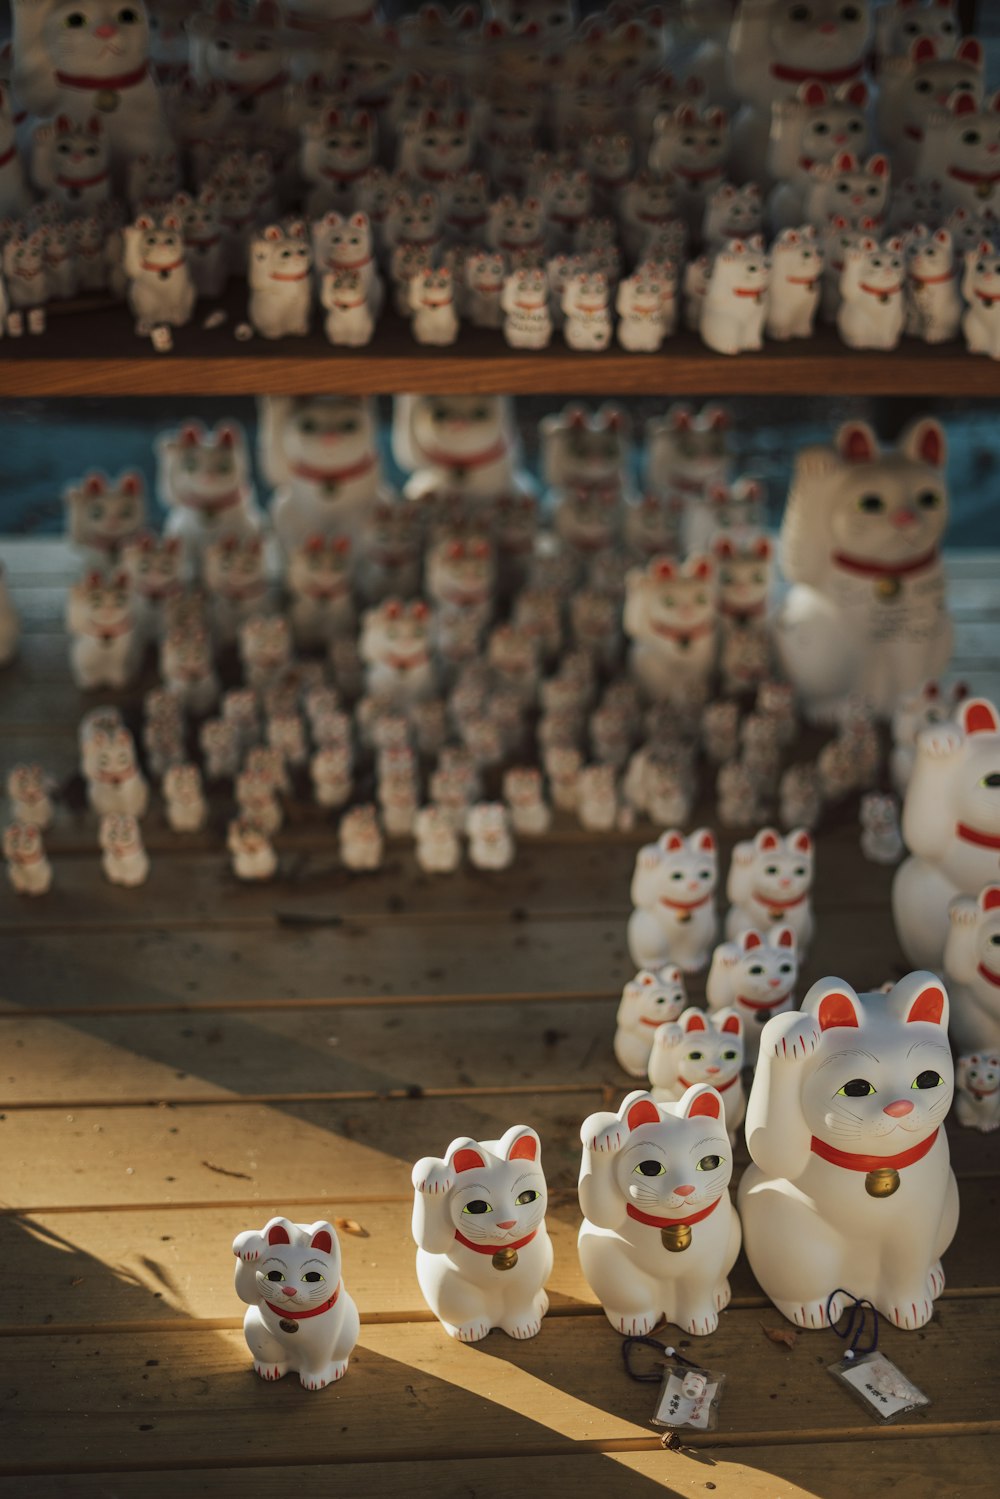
834, 134, 847, 144
705, 1066, 720, 1075
94, 23, 118, 37
883, 1099, 914, 1117
819, 21, 836, 32
497, 1219, 517, 1229
674, 1184, 696, 1196
280, 1286, 298, 1297
892, 509, 917, 529
990, 144, 1000, 155
769, 979, 782, 988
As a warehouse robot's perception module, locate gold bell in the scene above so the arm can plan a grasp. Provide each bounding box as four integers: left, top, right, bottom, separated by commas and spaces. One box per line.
95, 89, 120, 113
865, 1167, 900, 1199
875, 575, 901, 601
676, 912, 692, 926
492, 1247, 518, 1271
978, 181, 994, 200
661, 1223, 692, 1253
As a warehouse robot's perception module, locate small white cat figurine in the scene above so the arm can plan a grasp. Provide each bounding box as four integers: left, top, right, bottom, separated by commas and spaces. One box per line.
706, 926, 799, 1065
700, 237, 769, 355
905, 224, 961, 344
648, 1008, 746, 1145
502, 265, 552, 349
766, 227, 823, 341
123, 209, 195, 336
954, 1052, 1000, 1133
962, 239, 1000, 360
249, 223, 312, 339
726, 828, 815, 953
86, 724, 149, 818
739, 972, 957, 1331
412, 1125, 552, 1342
66, 570, 139, 690
7, 763, 55, 830
99, 812, 149, 887
163, 763, 207, 834
624, 554, 717, 708
860, 792, 904, 865
228, 817, 278, 882
838, 236, 906, 350
4, 820, 53, 896
578, 1086, 741, 1336
232, 1216, 360, 1389
614, 966, 688, 1079
942, 881, 1000, 1053
628, 827, 719, 973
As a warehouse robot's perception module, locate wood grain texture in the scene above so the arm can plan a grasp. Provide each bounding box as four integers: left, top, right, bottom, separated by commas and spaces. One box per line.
3, 309, 1000, 397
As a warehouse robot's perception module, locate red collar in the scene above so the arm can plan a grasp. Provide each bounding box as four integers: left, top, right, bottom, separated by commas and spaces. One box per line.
948, 165, 1000, 187
549, 210, 586, 228
454, 1227, 537, 1255
322, 164, 369, 184
967, 1079, 1000, 1098
270, 270, 310, 282
736, 990, 792, 1012
83, 620, 132, 642
626, 1197, 721, 1230
977, 961, 1000, 987
265, 1281, 341, 1319
771, 59, 863, 85
499, 237, 543, 254
419, 165, 453, 183
674, 162, 723, 184
975, 288, 1000, 306
183, 488, 243, 514
0, 144, 17, 169
56, 169, 109, 190
651, 619, 713, 644
659, 889, 714, 913
785, 275, 820, 288
639, 1016, 670, 1028
226, 72, 288, 99
752, 888, 807, 912
423, 437, 507, 471
55, 61, 149, 92
328, 252, 372, 270
291, 453, 376, 485
910, 268, 955, 287
721, 599, 766, 620
678, 1073, 738, 1093
810, 1127, 939, 1174
859, 281, 902, 298
331, 296, 368, 310
732, 286, 766, 301
385, 651, 428, 672
958, 821, 1000, 852
572, 301, 608, 315
142, 258, 184, 274
833, 545, 938, 581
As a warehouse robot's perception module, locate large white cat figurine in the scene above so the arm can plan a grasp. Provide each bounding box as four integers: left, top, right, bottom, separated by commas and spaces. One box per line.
943, 884, 1000, 1052
578, 1086, 741, 1337
706, 925, 799, 1064
893, 697, 1000, 970
739, 972, 957, 1330
412, 1125, 552, 1342
775, 419, 952, 722
726, 828, 815, 952
628, 828, 719, 973
232, 1216, 360, 1390
648, 1008, 746, 1144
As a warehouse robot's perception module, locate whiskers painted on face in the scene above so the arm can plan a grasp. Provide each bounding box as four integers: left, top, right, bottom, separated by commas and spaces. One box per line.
823, 1099, 865, 1138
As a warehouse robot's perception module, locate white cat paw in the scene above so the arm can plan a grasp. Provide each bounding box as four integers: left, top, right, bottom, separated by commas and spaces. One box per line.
683, 1309, 719, 1336
253, 1361, 289, 1381
588, 1120, 629, 1153
714, 1280, 732, 1313
413, 1161, 454, 1195
447, 1320, 491, 1343
888, 1298, 934, 1330
300, 1359, 349, 1390
780, 1296, 841, 1329
919, 725, 963, 760
927, 1262, 946, 1298
948, 898, 978, 928
609, 1309, 660, 1337
502, 1316, 542, 1340
769, 1012, 821, 1062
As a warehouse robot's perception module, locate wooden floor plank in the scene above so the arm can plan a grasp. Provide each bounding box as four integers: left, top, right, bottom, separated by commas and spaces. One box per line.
1, 1304, 996, 1476
4, 1436, 998, 1499
2, 1176, 996, 1330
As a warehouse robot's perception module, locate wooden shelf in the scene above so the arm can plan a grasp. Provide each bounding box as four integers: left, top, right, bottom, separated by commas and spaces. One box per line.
5, 298, 1000, 397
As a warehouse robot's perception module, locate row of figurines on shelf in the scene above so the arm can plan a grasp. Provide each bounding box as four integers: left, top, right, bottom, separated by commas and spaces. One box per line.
57, 396, 955, 727
227, 969, 977, 1393
2, 0, 994, 232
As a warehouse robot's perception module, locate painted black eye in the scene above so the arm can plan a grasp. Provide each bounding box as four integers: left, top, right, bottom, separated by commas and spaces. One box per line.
302, 1271, 323, 1282
916, 79, 933, 94
814, 121, 829, 136
764, 864, 778, 876
696, 1154, 722, 1171
981, 773, 1000, 788
789, 3, 810, 20
858, 493, 885, 513
840, 3, 860, 18
64, 11, 86, 27
722, 1050, 739, 1062
838, 1078, 876, 1097
687, 1050, 704, 1062
779, 962, 793, 974
515, 1189, 539, 1205
463, 1199, 490, 1215
117, 6, 139, 21
265, 1269, 284, 1282
917, 491, 941, 509
635, 1159, 665, 1176
749, 964, 764, 976
912, 1070, 944, 1090
963, 130, 982, 146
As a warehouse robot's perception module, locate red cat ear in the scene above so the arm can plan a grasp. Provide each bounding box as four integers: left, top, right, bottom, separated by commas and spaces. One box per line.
837, 421, 878, 465
694, 830, 715, 854
775, 925, 796, 949
816, 990, 860, 1031
904, 417, 946, 469
684, 1011, 707, 1032
713, 536, 735, 559
957, 37, 983, 68
959, 697, 999, 736
754, 536, 772, 560
626, 1096, 660, 1131
845, 80, 868, 108
979, 886, 1000, 912
267, 1223, 291, 1246
505, 1128, 539, 1163
904, 983, 946, 1026
741, 931, 762, 950
756, 829, 779, 852
310, 1228, 333, 1254
912, 35, 937, 64
452, 1147, 486, 1173
952, 89, 978, 116
720, 1013, 741, 1036
792, 831, 812, 854
684, 1087, 722, 1120
801, 80, 827, 107
662, 832, 684, 852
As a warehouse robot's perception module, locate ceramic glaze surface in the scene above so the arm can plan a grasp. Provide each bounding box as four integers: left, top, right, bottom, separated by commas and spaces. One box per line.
707, 925, 798, 1064
739, 973, 957, 1330
628, 827, 719, 973
942, 882, 1000, 1051
648, 1008, 746, 1143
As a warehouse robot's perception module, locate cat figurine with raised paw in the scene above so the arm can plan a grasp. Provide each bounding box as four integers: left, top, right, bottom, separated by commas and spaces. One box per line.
578, 1086, 740, 1337
233, 1216, 360, 1389
614, 966, 688, 1078
648, 1008, 746, 1144
706, 926, 799, 1065
628, 828, 719, 973
739, 972, 957, 1331
894, 697, 1000, 972
954, 1052, 1000, 1132
412, 1125, 552, 1342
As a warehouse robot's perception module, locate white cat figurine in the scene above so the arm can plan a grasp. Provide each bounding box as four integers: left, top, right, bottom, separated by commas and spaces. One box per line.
838, 236, 906, 350
962, 239, 1000, 360
614, 966, 688, 1079
942, 882, 1000, 1052
707, 926, 798, 1066
628, 828, 719, 973
233, 1216, 360, 1389
578, 1086, 741, 1337
954, 1051, 1000, 1133
624, 554, 716, 708
99, 812, 149, 886
905, 224, 961, 343
163, 764, 207, 834
700, 237, 769, 355
766, 227, 823, 340
228, 816, 278, 882
264, 396, 386, 551
648, 1008, 746, 1144
249, 223, 312, 339
775, 419, 952, 722
4, 820, 53, 896
66, 570, 138, 690
501, 265, 552, 349
412, 1125, 551, 1342
726, 828, 814, 952
123, 210, 195, 335
739, 972, 957, 1331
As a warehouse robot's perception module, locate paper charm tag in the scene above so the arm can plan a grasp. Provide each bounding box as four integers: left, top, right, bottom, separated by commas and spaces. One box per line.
829, 1351, 930, 1421
652, 1365, 725, 1431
